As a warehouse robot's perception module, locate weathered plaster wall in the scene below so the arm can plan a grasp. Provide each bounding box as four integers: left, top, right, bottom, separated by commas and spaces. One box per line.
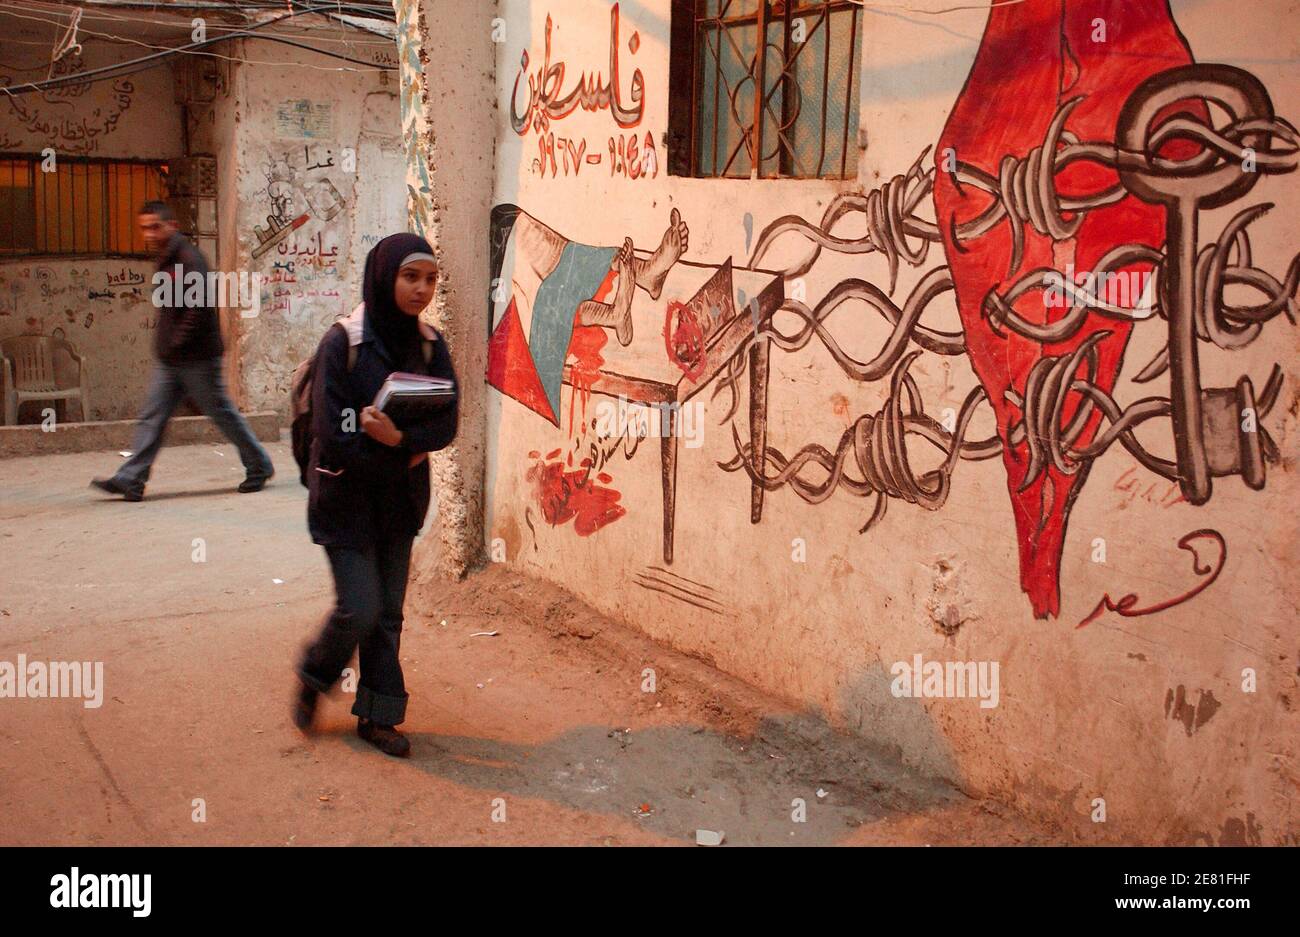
0, 24, 180, 158
402, 0, 496, 581
207, 51, 246, 409
470, 0, 1300, 842
0, 259, 159, 421
227, 43, 403, 416
0, 25, 182, 421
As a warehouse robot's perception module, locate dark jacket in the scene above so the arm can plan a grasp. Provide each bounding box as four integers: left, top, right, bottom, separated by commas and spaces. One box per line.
307, 310, 459, 548
153, 231, 224, 363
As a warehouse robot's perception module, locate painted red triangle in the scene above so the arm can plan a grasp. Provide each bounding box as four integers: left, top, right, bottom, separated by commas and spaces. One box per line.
486, 297, 558, 425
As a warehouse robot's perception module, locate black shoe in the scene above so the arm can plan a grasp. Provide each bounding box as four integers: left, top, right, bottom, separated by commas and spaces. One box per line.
238, 469, 273, 493
90, 477, 143, 502
357, 718, 411, 758
292, 683, 318, 733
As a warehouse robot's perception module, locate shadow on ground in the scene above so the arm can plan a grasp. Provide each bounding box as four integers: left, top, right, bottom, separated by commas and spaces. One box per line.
315, 711, 961, 846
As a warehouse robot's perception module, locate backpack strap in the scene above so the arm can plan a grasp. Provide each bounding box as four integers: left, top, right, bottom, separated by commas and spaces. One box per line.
338, 303, 366, 372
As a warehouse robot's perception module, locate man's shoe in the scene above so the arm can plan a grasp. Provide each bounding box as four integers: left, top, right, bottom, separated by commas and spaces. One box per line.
357, 718, 411, 758
238, 469, 273, 493
292, 682, 319, 733
90, 477, 143, 502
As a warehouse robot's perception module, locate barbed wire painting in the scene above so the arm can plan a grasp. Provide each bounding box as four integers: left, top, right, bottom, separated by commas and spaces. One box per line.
719, 7, 1296, 620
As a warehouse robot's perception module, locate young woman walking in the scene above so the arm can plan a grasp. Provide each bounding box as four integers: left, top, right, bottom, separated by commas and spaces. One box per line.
292, 233, 458, 757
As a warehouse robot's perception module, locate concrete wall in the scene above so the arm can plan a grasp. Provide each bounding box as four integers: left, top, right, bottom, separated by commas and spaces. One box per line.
465, 0, 1300, 842
1, 24, 182, 421
224, 43, 404, 416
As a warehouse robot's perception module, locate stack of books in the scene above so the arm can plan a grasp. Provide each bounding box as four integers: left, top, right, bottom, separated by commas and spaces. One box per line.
373, 372, 456, 427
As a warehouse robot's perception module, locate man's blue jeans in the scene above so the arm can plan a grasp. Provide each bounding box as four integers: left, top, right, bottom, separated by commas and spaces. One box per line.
112, 356, 273, 494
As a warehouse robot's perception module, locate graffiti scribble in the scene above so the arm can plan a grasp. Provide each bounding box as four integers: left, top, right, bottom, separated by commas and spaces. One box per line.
1077, 529, 1226, 629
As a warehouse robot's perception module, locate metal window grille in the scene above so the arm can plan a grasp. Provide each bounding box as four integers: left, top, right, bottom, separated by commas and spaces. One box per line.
674, 0, 861, 179
0, 155, 169, 257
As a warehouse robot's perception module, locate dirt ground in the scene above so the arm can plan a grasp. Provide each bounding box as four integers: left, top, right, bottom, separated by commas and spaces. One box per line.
0, 439, 1057, 845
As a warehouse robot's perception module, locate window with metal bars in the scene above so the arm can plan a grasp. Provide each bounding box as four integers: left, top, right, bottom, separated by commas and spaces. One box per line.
668, 0, 862, 179
0, 155, 169, 257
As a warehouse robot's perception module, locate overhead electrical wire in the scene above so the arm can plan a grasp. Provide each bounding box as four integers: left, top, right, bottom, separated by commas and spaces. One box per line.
3, 0, 397, 45
2, 0, 394, 46
0, 4, 393, 76
0, 2, 397, 95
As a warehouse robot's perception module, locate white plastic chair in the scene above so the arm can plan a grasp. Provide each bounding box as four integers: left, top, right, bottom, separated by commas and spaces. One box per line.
1, 335, 89, 425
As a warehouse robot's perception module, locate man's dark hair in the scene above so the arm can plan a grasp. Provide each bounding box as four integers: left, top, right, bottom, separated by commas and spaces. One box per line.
139, 200, 175, 221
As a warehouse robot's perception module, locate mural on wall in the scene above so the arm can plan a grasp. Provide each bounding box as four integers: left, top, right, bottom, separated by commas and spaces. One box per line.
488, 1, 1298, 620
729, 3, 1297, 620
510, 3, 659, 181
249, 143, 348, 323
488, 206, 689, 420
933, 2, 1246, 619
251, 144, 347, 259
0, 48, 135, 155
488, 205, 694, 539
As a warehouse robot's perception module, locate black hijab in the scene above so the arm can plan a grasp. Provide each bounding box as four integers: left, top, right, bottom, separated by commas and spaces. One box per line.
362, 232, 435, 368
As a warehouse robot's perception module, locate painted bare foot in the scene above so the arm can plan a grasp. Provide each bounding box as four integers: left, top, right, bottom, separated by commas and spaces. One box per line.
575, 238, 637, 346
636, 208, 689, 300
610, 237, 636, 345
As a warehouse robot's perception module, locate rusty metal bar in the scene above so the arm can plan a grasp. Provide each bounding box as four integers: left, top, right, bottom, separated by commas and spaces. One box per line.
841, 4, 857, 178
816, 2, 831, 174
752, 0, 768, 178
779, 0, 795, 176
711, 23, 721, 175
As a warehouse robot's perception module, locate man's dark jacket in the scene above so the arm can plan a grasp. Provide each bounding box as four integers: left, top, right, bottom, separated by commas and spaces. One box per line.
154, 231, 224, 363
307, 312, 459, 549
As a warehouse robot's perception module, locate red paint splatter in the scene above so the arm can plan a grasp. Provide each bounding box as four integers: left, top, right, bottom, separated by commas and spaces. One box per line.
563, 266, 616, 438
526, 457, 626, 536
663, 299, 705, 381
524, 269, 629, 538
566, 324, 609, 438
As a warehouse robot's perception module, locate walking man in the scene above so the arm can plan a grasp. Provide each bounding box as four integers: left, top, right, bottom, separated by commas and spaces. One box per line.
91, 201, 273, 501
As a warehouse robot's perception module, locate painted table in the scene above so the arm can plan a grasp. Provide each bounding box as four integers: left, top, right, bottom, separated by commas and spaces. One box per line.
560, 256, 784, 563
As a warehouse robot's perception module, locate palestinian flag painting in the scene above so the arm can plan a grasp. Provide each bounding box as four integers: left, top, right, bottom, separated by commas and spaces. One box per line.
487, 205, 618, 426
